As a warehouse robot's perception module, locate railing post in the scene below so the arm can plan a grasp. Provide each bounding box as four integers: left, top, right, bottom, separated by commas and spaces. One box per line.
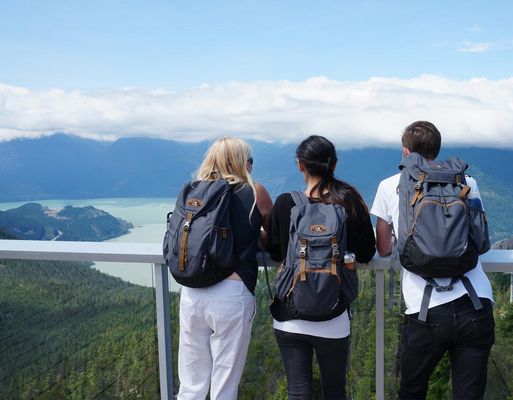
510, 273, 513, 304
375, 268, 385, 400
154, 263, 174, 400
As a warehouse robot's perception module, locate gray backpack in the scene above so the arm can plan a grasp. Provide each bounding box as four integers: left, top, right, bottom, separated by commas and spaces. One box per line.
397, 153, 490, 320
274, 191, 357, 321
163, 179, 235, 287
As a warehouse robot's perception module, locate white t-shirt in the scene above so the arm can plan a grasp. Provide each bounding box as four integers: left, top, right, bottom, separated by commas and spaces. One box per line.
371, 173, 493, 315
273, 310, 350, 339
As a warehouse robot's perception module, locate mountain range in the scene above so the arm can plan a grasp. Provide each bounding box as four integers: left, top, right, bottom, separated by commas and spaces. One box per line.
1, 133, 512, 241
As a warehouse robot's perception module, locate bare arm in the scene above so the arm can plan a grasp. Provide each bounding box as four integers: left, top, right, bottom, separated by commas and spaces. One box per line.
254, 182, 273, 237
376, 217, 394, 256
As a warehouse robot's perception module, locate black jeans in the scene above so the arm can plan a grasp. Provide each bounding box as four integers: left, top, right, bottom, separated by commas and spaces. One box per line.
274, 329, 349, 400
399, 295, 495, 400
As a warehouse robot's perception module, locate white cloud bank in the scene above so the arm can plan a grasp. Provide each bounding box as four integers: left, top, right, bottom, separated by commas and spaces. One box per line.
1, 75, 513, 148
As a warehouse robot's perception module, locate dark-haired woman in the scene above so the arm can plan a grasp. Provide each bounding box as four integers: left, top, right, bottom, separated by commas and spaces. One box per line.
269, 135, 375, 399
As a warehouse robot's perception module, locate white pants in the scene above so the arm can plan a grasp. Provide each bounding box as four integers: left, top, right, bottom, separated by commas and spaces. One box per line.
177, 279, 256, 400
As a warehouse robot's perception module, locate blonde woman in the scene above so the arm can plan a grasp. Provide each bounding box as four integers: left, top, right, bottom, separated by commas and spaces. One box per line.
177, 137, 272, 400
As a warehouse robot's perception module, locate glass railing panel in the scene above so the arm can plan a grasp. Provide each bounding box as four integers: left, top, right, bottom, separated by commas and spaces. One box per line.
0, 258, 160, 399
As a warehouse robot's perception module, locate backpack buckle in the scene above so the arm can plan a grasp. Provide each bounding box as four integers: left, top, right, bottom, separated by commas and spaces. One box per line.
183, 212, 193, 231
330, 236, 340, 258
331, 244, 340, 258
413, 172, 426, 191
299, 237, 307, 258
299, 245, 307, 258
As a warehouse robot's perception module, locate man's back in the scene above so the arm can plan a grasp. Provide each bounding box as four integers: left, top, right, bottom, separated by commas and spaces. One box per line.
371, 120, 495, 400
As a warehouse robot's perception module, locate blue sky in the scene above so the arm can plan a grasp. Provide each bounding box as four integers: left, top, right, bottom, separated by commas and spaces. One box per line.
2, 0, 512, 89
0, 0, 512, 146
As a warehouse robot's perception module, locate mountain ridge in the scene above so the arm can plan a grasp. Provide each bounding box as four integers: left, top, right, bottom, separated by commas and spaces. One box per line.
1, 133, 512, 241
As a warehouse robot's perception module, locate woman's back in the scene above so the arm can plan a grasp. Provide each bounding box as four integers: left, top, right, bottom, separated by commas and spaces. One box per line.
268, 135, 375, 400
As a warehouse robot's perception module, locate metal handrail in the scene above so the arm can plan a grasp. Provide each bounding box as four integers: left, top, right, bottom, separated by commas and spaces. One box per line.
1, 239, 512, 400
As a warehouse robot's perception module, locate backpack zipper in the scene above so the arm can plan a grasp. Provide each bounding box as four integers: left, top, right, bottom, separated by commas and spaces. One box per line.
409, 199, 466, 236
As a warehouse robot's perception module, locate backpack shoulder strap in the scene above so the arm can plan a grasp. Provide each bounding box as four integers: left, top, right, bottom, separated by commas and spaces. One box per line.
417, 275, 483, 322
290, 191, 308, 207
460, 276, 484, 311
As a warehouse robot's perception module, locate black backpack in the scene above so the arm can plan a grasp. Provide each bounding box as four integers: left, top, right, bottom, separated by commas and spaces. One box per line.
163, 179, 235, 287
274, 191, 357, 321
397, 153, 491, 321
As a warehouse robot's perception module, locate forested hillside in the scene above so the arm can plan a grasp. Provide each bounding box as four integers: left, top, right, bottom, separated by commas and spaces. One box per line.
0, 257, 173, 399
0, 203, 132, 241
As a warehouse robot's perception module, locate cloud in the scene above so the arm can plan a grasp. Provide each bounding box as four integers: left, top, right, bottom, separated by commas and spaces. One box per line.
1, 76, 513, 148
456, 41, 493, 53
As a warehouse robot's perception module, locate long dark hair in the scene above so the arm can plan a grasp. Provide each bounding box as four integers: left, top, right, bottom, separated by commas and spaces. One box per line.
296, 135, 368, 216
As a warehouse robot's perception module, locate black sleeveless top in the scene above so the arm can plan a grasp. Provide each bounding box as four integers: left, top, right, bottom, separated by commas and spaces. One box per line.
231, 184, 263, 294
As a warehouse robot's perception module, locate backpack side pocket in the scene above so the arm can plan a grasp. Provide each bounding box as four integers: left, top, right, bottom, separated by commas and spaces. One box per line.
275, 263, 294, 302
468, 201, 490, 255
339, 265, 358, 305
209, 225, 234, 269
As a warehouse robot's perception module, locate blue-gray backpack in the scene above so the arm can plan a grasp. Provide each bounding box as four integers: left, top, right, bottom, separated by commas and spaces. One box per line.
397, 153, 490, 321
274, 191, 358, 321
163, 179, 235, 288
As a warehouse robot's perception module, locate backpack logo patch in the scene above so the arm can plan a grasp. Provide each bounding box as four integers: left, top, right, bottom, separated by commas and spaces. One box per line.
187, 198, 203, 207
310, 224, 327, 233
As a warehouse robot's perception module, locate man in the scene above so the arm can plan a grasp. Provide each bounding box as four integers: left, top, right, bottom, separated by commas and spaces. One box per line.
371, 121, 495, 399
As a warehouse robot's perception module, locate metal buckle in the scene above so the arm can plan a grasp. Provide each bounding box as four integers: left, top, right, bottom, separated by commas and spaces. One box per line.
332, 244, 340, 258
435, 284, 453, 293
299, 245, 307, 258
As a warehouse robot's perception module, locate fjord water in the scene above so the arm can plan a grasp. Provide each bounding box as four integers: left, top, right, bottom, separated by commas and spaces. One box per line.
0, 197, 179, 289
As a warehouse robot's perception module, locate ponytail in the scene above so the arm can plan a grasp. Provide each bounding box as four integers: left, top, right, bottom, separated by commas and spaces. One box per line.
297, 135, 368, 217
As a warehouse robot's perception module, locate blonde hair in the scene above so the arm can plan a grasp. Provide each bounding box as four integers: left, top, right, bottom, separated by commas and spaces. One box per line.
195, 137, 257, 216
